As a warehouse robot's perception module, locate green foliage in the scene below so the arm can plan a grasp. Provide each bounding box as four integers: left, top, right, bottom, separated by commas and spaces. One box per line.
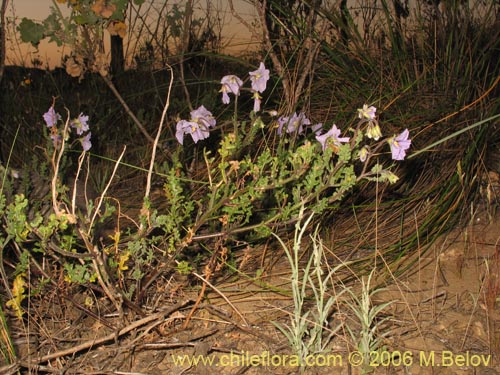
0, 109, 102, 317
272, 207, 345, 368
345, 270, 394, 374
4, 194, 31, 242
159, 166, 195, 252
0, 44, 409, 329
18, 18, 45, 46
64, 263, 97, 284
176, 260, 192, 275
180, 109, 395, 239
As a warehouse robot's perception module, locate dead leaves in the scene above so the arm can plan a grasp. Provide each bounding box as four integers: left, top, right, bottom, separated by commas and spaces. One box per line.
91, 0, 116, 19
107, 20, 127, 39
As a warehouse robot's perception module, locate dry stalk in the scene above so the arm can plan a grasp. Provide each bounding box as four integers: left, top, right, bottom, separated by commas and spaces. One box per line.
99, 73, 154, 143
88, 146, 127, 233
0, 0, 8, 83
144, 64, 174, 205
19, 299, 193, 369
178, 0, 194, 111
253, 0, 327, 112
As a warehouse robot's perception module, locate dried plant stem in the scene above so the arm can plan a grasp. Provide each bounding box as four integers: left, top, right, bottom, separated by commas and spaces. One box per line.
50, 109, 71, 217
100, 73, 154, 143
88, 146, 126, 233
178, 0, 194, 111
0, 0, 8, 83
19, 299, 192, 368
254, 0, 326, 111
144, 64, 174, 204
227, 0, 259, 40
189, 270, 248, 326
254, 0, 290, 100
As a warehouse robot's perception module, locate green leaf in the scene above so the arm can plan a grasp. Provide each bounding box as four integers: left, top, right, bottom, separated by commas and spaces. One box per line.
110, 0, 128, 20
18, 18, 45, 46
74, 12, 99, 25
43, 12, 61, 32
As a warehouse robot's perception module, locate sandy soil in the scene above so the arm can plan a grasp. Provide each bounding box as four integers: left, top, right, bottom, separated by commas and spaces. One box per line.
5, 179, 500, 375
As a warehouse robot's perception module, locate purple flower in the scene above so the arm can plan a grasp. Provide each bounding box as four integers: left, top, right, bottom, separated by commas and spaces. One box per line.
296, 112, 311, 131
249, 62, 270, 93
175, 105, 216, 144
277, 115, 290, 135
176, 119, 207, 144
252, 91, 262, 112
277, 112, 311, 135
80, 132, 92, 151
315, 124, 350, 151
190, 105, 216, 130
176, 120, 194, 145
311, 123, 323, 136
43, 106, 61, 128
388, 129, 411, 160
358, 104, 377, 120
277, 115, 287, 135
70, 113, 90, 135
220, 75, 243, 104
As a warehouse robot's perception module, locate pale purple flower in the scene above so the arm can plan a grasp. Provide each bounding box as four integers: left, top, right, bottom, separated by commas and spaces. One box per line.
249, 62, 270, 93
315, 124, 350, 151
220, 75, 243, 104
190, 105, 216, 130
277, 112, 311, 135
176, 120, 193, 145
388, 129, 411, 160
358, 104, 377, 120
43, 106, 61, 128
80, 132, 92, 151
311, 123, 323, 136
252, 91, 262, 112
70, 113, 90, 135
296, 112, 311, 132
175, 105, 216, 144
176, 119, 207, 144
277, 114, 290, 135
277, 115, 287, 135
221, 91, 230, 105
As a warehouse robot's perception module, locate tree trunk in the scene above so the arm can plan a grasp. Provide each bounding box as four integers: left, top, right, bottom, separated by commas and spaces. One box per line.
110, 34, 124, 76
0, 0, 8, 84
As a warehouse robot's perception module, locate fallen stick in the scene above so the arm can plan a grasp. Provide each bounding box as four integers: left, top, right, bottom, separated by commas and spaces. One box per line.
20, 299, 193, 368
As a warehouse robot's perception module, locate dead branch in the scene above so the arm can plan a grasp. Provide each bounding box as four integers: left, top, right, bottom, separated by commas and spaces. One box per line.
19, 299, 193, 370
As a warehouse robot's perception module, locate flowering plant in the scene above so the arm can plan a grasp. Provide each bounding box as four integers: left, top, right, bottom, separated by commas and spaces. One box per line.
0, 63, 412, 322
169, 62, 411, 249
43, 105, 92, 151
175, 105, 216, 144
